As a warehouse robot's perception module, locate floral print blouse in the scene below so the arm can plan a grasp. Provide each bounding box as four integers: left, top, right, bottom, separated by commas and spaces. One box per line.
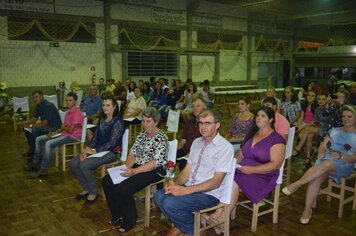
130, 129, 169, 167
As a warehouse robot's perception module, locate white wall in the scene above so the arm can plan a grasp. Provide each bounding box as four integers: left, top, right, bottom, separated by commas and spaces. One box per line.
0, 20, 106, 87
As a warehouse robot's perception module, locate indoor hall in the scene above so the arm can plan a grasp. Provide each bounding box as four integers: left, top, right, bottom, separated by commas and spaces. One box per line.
0, 0, 356, 235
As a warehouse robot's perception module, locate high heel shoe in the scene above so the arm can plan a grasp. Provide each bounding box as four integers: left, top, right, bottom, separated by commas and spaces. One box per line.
300, 210, 312, 224
282, 186, 297, 196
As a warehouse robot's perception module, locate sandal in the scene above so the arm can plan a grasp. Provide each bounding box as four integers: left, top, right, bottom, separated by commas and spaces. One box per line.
292, 148, 301, 157
304, 157, 312, 169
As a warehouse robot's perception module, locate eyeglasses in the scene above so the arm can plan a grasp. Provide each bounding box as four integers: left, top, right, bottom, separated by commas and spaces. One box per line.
197, 121, 217, 126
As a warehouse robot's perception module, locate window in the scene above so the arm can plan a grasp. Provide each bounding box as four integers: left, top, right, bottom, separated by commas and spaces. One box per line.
7, 17, 96, 43
127, 51, 178, 77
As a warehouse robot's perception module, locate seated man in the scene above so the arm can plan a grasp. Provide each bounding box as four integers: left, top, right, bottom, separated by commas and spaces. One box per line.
81, 85, 102, 124
24, 92, 84, 178
154, 109, 234, 236
176, 97, 206, 171
22, 90, 62, 158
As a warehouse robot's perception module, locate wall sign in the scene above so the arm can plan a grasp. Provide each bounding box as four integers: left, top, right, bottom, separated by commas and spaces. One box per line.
0, 0, 54, 13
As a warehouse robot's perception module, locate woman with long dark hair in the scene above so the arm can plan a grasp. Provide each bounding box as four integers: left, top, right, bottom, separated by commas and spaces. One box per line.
70, 95, 125, 205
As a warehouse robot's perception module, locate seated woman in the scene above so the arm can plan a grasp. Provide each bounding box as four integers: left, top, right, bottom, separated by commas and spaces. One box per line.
227, 96, 254, 153
123, 87, 147, 125
206, 106, 286, 225
148, 81, 166, 108
282, 105, 356, 224
142, 81, 153, 104
23, 92, 84, 178
292, 90, 318, 167
281, 86, 301, 127
70, 95, 125, 204
175, 82, 197, 111
101, 107, 169, 233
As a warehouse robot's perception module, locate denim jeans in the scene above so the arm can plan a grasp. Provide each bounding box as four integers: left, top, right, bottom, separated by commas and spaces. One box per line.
70, 152, 117, 195
33, 135, 76, 169
23, 126, 55, 153
153, 188, 219, 235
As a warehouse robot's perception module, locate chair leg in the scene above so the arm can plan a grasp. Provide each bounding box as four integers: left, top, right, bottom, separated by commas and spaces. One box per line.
62, 146, 66, 172
273, 185, 280, 223
101, 166, 105, 178
194, 212, 201, 236
286, 158, 291, 185
251, 203, 259, 232
326, 179, 332, 202
338, 178, 346, 218
144, 185, 151, 227
223, 204, 230, 236
353, 179, 356, 211
55, 147, 59, 168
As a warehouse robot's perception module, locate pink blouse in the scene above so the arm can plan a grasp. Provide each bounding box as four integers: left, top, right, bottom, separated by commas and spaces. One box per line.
62, 106, 84, 140
303, 105, 314, 124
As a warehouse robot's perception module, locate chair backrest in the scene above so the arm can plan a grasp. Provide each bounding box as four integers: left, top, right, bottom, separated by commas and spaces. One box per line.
219, 159, 237, 204
58, 110, 67, 123
167, 109, 180, 133
167, 139, 178, 163
121, 129, 129, 162
75, 89, 84, 108
285, 126, 296, 159
117, 100, 123, 112
44, 94, 58, 109
80, 116, 88, 143
276, 159, 287, 185
12, 96, 29, 112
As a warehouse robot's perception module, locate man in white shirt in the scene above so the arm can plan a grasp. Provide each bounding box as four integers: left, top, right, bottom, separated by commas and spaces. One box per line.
154, 109, 234, 236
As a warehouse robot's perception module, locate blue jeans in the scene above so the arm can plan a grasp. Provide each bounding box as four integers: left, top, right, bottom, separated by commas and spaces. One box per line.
23, 126, 55, 153
153, 188, 219, 235
33, 135, 76, 169
70, 152, 117, 195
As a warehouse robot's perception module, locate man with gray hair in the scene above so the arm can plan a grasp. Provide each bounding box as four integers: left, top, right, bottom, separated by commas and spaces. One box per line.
154, 109, 234, 236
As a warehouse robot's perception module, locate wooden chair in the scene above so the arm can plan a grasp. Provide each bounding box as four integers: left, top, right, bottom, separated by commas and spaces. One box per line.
319, 165, 356, 218
283, 127, 296, 185
144, 139, 178, 227
165, 109, 180, 140
99, 128, 129, 178
127, 123, 142, 145
55, 116, 87, 171
193, 159, 236, 236
235, 155, 287, 232
12, 96, 30, 132
44, 94, 58, 109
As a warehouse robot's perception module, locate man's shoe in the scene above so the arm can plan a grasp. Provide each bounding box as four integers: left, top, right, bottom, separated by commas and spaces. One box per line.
29, 168, 48, 179
22, 150, 33, 157
23, 163, 40, 171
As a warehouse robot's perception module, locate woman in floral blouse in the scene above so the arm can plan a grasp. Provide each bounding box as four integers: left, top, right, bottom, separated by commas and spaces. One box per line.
102, 107, 169, 233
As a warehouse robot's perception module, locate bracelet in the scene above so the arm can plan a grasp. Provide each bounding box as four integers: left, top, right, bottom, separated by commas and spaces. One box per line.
92, 148, 96, 153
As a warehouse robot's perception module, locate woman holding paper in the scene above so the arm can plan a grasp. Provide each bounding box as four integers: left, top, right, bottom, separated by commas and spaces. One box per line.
102, 107, 169, 233
70, 95, 125, 205
23, 92, 84, 179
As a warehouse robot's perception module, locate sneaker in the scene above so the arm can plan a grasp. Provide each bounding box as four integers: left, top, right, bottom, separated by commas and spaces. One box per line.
29, 168, 48, 179
23, 163, 40, 171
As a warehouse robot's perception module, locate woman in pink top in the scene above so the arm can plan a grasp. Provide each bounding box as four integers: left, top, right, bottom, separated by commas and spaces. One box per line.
293, 90, 318, 167
24, 92, 84, 178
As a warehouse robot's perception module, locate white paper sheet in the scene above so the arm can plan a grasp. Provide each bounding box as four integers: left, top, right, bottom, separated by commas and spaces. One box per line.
86, 151, 110, 158
50, 133, 62, 138
86, 124, 96, 129
24, 127, 32, 133
107, 164, 129, 184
